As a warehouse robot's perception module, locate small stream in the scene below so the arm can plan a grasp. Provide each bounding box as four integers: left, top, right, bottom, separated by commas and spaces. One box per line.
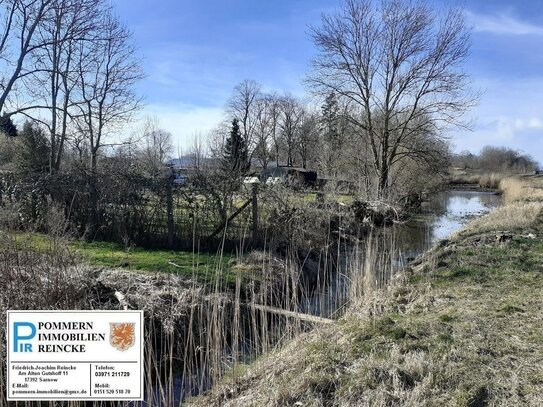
300, 190, 501, 317
403, 190, 501, 252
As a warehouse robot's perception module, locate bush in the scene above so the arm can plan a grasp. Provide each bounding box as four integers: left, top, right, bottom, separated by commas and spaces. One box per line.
453, 146, 538, 174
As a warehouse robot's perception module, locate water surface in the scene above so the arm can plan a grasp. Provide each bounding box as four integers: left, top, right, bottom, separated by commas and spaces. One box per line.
301, 190, 501, 317
395, 190, 501, 260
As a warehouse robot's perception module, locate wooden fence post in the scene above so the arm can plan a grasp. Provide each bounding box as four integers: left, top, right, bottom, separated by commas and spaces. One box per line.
252, 183, 259, 245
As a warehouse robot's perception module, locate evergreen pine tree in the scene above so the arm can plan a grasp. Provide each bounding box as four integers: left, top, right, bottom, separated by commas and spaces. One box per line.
15, 121, 50, 177
222, 118, 250, 178
320, 92, 342, 176
321, 92, 339, 148
0, 113, 17, 138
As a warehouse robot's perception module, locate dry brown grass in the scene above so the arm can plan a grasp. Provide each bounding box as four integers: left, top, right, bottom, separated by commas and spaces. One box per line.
499, 176, 543, 203
462, 202, 542, 234
449, 171, 506, 189
461, 176, 543, 235
477, 172, 503, 189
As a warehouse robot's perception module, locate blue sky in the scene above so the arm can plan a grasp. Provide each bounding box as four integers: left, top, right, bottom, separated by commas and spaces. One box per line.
116, 0, 543, 163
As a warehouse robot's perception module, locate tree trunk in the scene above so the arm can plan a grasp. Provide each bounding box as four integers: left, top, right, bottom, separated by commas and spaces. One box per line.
377, 164, 389, 198
87, 152, 99, 239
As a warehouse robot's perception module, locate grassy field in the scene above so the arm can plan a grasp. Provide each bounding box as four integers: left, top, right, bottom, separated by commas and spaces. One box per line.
9, 232, 235, 283
301, 192, 354, 204
75, 241, 234, 281
192, 175, 543, 406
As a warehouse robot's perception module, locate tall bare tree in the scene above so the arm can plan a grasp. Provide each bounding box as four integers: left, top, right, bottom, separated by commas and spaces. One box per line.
279, 94, 303, 167
265, 92, 282, 165
29, 0, 102, 173
297, 108, 319, 169
253, 96, 272, 169
73, 11, 143, 236
0, 0, 57, 114
307, 0, 475, 197
226, 79, 261, 150
137, 116, 173, 177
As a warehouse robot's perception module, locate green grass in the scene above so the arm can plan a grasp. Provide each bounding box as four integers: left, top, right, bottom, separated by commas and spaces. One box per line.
10, 232, 236, 284
73, 240, 234, 280
9, 232, 55, 251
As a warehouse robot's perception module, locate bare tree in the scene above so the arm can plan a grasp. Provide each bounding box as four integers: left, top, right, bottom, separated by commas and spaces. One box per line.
28, 0, 102, 173
226, 79, 261, 151
266, 92, 282, 165
297, 108, 319, 169
478, 146, 538, 173
72, 11, 143, 236
187, 132, 206, 172
137, 116, 173, 177
0, 0, 110, 173
253, 96, 272, 169
307, 0, 475, 197
0, 0, 58, 114
74, 13, 142, 169
207, 119, 229, 159
279, 94, 304, 167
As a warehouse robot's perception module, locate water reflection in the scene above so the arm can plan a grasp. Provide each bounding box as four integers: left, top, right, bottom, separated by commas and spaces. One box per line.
402, 190, 500, 252
301, 190, 501, 317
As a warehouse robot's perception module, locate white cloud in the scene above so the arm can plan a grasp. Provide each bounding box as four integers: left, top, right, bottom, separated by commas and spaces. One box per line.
452, 77, 543, 163
488, 117, 543, 141
467, 11, 543, 36
526, 117, 543, 129
135, 42, 256, 112
131, 103, 225, 153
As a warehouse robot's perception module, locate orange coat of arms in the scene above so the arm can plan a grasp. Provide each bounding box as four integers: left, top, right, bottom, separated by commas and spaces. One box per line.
110, 323, 136, 351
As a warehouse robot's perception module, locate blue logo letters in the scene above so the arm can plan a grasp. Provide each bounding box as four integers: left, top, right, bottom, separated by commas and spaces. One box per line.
13, 322, 36, 352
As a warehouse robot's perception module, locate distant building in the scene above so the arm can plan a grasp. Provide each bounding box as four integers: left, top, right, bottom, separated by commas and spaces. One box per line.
165, 155, 208, 185
259, 166, 318, 188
